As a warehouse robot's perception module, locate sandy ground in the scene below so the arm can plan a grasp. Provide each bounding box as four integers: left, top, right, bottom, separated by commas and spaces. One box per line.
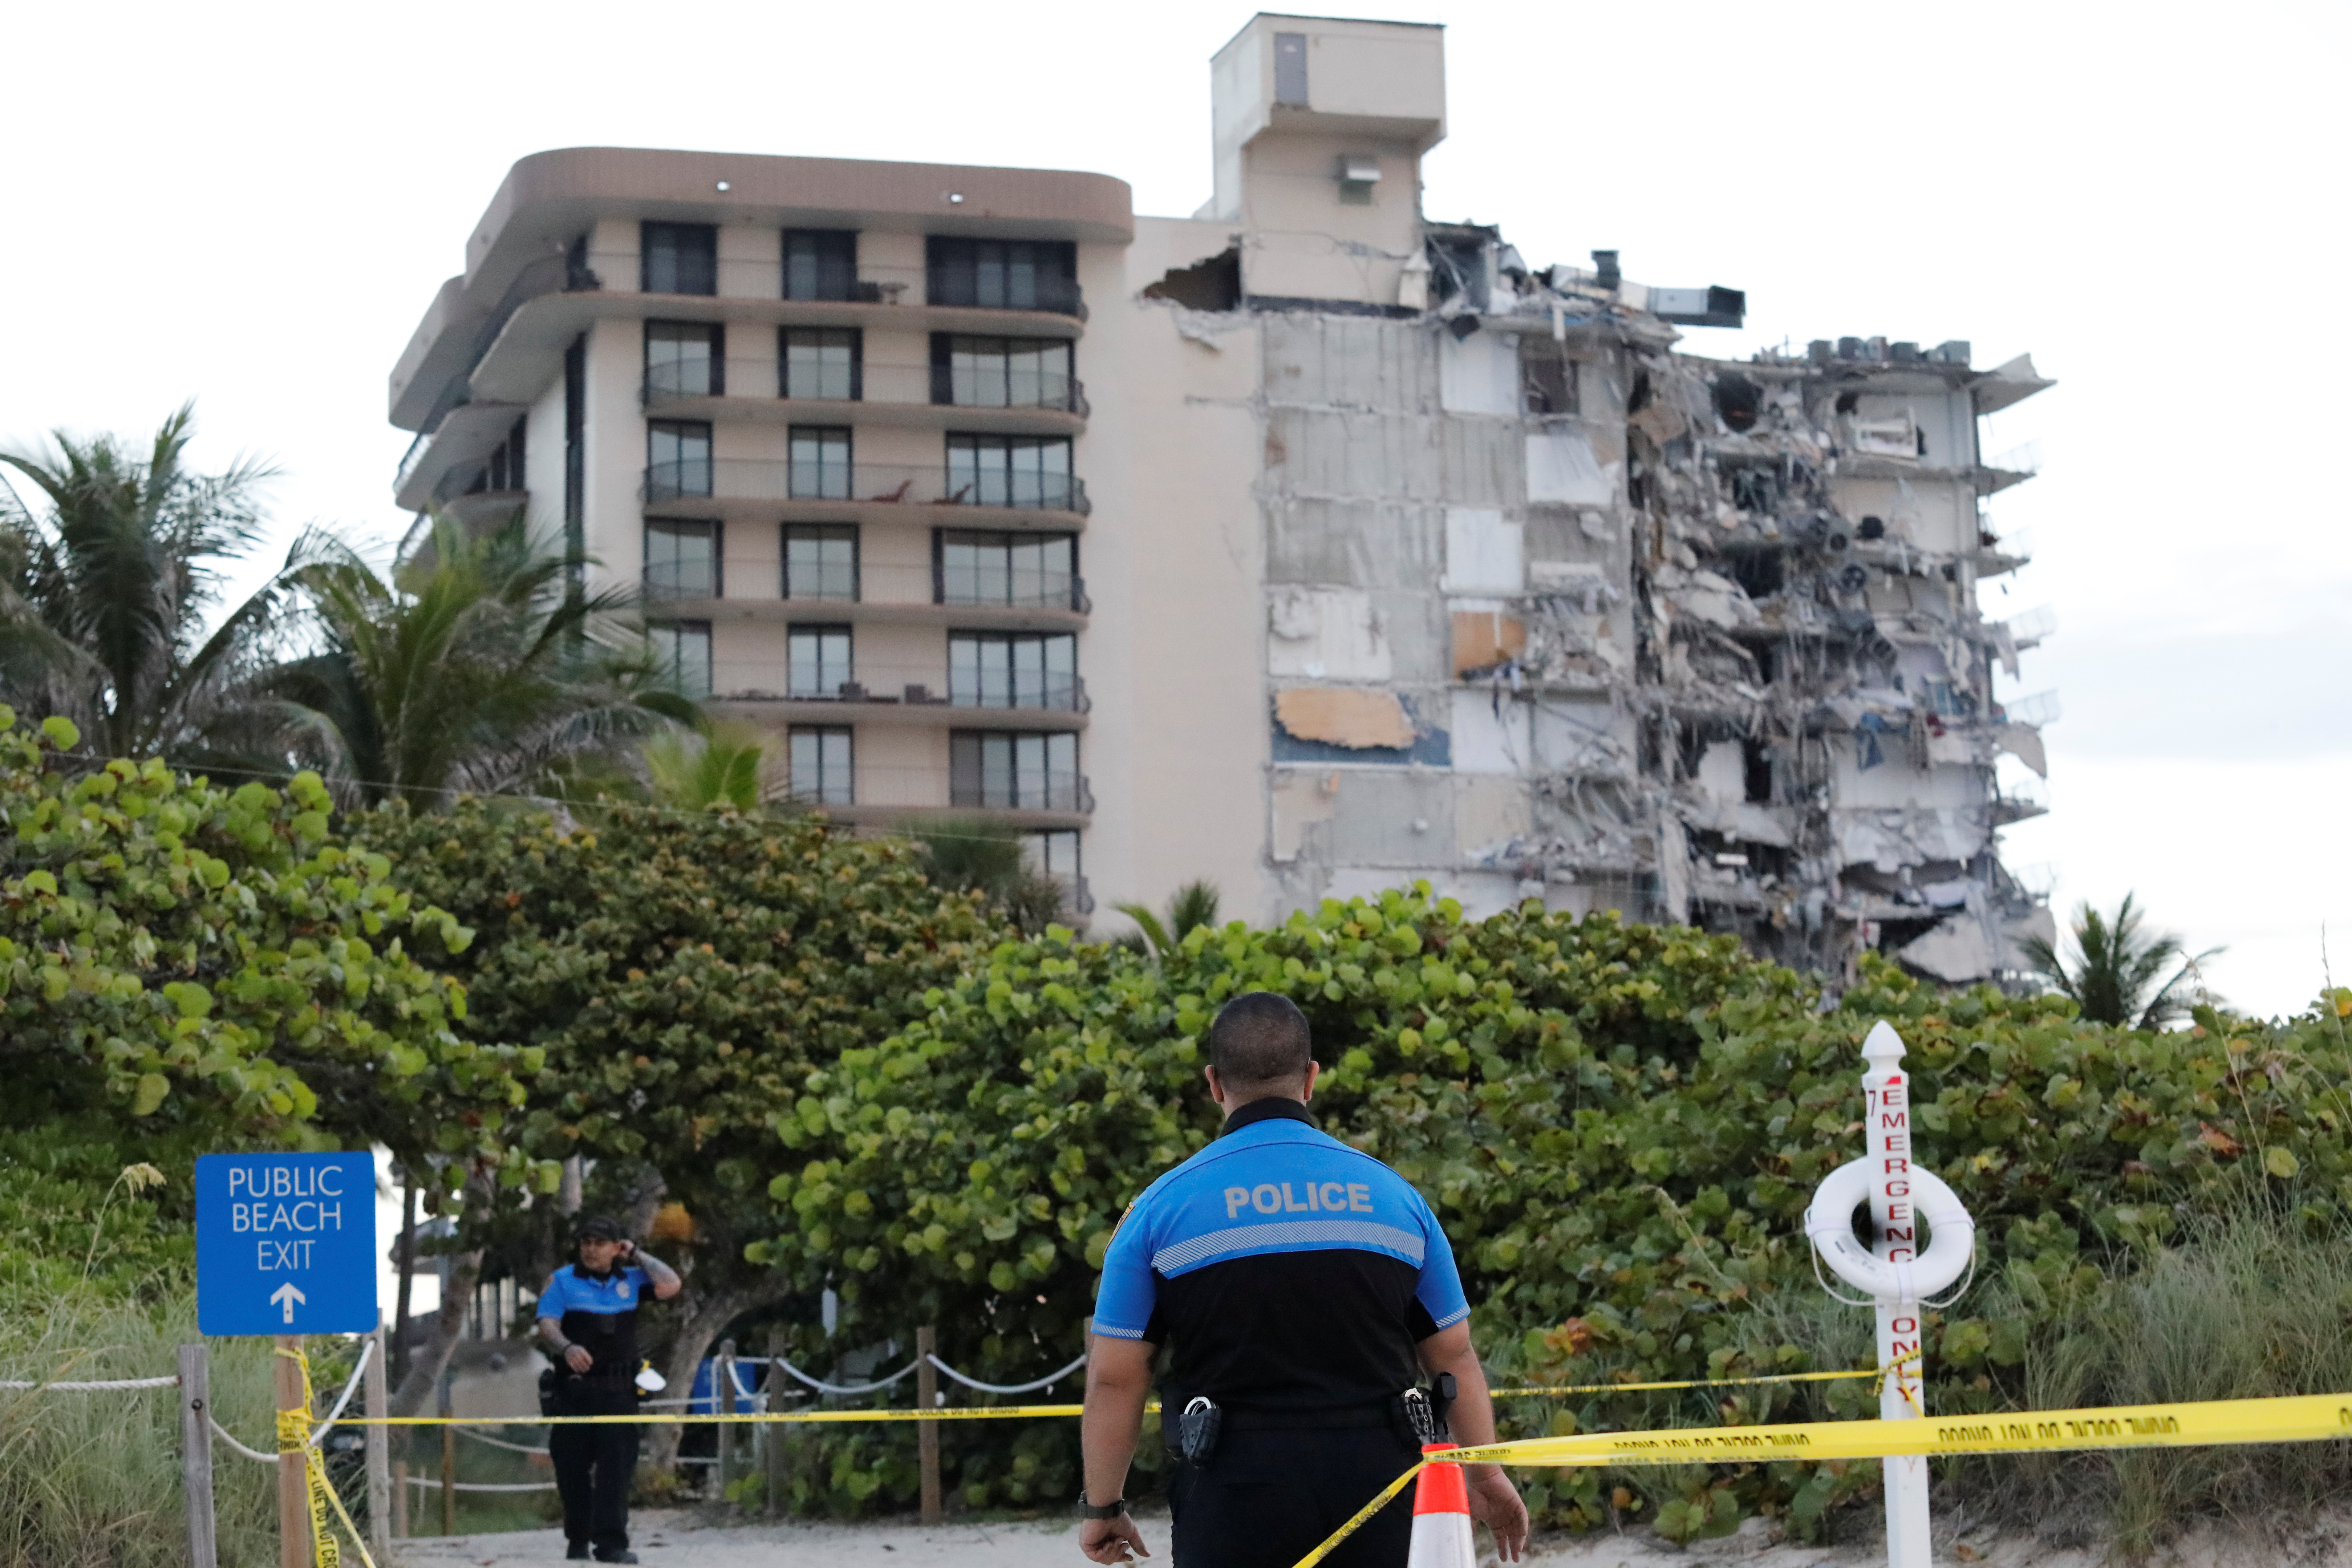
389, 1504, 2352, 1568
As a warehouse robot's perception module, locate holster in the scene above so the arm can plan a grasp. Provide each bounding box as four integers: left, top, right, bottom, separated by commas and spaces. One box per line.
1177, 1395, 1223, 1468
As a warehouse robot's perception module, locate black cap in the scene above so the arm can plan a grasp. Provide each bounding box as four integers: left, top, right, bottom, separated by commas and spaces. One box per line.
576, 1215, 624, 1243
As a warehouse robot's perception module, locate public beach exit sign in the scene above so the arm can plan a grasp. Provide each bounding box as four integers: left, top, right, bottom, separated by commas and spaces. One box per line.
195, 1152, 377, 1335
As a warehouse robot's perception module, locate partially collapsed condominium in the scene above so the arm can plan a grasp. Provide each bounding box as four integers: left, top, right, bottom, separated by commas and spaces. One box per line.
387, 12, 2055, 986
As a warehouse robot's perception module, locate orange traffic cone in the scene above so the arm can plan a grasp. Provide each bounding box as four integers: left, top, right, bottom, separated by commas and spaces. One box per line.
1407, 1443, 1477, 1567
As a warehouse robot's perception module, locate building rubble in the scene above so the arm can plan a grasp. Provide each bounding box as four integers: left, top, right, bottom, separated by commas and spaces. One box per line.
1251, 220, 2057, 987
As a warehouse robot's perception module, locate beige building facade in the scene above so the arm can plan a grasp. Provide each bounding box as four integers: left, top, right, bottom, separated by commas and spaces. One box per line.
390, 12, 2052, 984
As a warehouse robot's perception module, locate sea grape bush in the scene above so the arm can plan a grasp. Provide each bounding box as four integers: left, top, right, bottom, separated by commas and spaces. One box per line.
765, 886, 2352, 1530
0, 708, 518, 1184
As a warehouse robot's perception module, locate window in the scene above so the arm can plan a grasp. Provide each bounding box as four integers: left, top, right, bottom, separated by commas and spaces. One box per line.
788, 624, 853, 700
783, 524, 859, 601
926, 238, 1080, 315
945, 435, 1072, 510
647, 420, 713, 500
937, 531, 1075, 609
950, 632, 1078, 711
472, 415, 526, 494
782, 328, 860, 401
646, 321, 723, 398
783, 230, 858, 301
951, 731, 1080, 811
932, 336, 1073, 410
563, 336, 585, 571
1025, 830, 1080, 880
641, 222, 718, 296
645, 520, 719, 599
788, 427, 852, 501
789, 726, 853, 806
649, 621, 713, 698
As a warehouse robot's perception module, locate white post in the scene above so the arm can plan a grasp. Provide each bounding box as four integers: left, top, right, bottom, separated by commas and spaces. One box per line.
1861, 1023, 1932, 1568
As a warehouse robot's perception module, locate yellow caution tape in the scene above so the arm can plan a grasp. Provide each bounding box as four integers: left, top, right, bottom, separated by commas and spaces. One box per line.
345, 1402, 1099, 1427
1291, 1459, 1427, 1568
1488, 1348, 1921, 1400
1289, 1389, 2352, 1567
1438, 1390, 2352, 1468
275, 1349, 377, 1568
342, 1356, 1925, 1430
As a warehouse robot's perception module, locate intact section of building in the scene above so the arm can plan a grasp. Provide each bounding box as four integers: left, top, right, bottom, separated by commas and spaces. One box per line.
388, 11, 2055, 986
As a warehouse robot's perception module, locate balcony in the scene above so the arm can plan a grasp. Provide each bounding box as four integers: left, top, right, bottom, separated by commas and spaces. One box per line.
644, 460, 1089, 527
644, 359, 1086, 415
642, 359, 1086, 435
649, 563, 1090, 632
775, 764, 1094, 828
701, 660, 1089, 731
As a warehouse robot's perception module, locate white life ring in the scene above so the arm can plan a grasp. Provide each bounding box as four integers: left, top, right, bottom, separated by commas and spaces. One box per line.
1803, 1157, 1974, 1302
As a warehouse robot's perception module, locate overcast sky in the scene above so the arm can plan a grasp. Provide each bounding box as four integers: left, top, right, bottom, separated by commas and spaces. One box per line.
3, 1, 2344, 1018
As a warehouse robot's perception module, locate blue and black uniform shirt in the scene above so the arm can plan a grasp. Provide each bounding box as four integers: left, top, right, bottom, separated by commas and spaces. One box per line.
1094, 1098, 1469, 1412
538, 1264, 650, 1385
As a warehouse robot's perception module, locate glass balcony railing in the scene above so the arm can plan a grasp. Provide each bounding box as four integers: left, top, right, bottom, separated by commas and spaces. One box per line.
777, 765, 1092, 816
702, 660, 1089, 714
950, 769, 1093, 814
644, 461, 1089, 516
641, 358, 1087, 415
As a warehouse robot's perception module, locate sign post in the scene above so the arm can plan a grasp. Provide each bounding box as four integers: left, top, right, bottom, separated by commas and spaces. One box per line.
195, 1152, 379, 1568
274, 1334, 311, 1568
1803, 1023, 1976, 1568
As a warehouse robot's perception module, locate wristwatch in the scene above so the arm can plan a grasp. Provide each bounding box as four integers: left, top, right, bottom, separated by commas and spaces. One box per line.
1080, 1492, 1128, 1520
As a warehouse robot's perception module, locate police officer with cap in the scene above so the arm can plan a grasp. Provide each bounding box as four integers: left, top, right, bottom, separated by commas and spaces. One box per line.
1076, 992, 1529, 1566
535, 1216, 681, 1563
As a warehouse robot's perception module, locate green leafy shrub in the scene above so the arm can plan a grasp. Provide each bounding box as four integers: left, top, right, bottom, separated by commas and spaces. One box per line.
765, 886, 2352, 1530
352, 797, 1009, 1450
0, 708, 516, 1184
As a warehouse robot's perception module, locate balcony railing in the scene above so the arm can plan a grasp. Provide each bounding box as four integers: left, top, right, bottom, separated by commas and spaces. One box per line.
778, 765, 1092, 815
650, 563, 1089, 615
557, 251, 1083, 317
951, 769, 1093, 814
926, 271, 1087, 320
705, 661, 1089, 714
645, 460, 1090, 516
643, 359, 1087, 415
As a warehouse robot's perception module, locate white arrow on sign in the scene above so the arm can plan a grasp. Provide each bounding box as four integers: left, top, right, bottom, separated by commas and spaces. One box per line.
270, 1283, 307, 1325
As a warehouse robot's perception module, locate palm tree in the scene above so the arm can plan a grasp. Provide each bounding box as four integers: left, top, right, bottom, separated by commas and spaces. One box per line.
642, 721, 769, 811
0, 403, 287, 761
2020, 893, 2221, 1030
1115, 879, 1222, 958
263, 515, 693, 807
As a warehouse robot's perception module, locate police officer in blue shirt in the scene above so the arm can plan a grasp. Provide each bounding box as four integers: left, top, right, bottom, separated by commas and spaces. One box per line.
1076, 993, 1529, 1566
535, 1216, 682, 1563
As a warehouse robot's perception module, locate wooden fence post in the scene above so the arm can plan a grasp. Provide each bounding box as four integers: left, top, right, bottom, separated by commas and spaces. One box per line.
438, 1372, 457, 1536
765, 1355, 788, 1516
274, 1336, 311, 1568
179, 1343, 219, 1568
716, 1338, 737, 1500
363, 1320, 391, 1561
916, 1325, 941, 1526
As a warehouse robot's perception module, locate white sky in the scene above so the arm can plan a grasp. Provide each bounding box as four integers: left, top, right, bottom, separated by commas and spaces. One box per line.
4, 1, 2346, 1017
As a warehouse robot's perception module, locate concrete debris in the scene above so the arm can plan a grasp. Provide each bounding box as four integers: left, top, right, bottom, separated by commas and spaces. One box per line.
1897, 914, 1995, 984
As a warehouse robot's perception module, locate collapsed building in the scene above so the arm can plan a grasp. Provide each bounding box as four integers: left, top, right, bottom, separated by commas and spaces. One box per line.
1153, 16, 2060, 986
384, 10, 2056, 987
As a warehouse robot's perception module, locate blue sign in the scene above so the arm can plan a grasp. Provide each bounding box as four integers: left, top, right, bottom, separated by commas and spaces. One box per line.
196, 1153, 378, 1336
